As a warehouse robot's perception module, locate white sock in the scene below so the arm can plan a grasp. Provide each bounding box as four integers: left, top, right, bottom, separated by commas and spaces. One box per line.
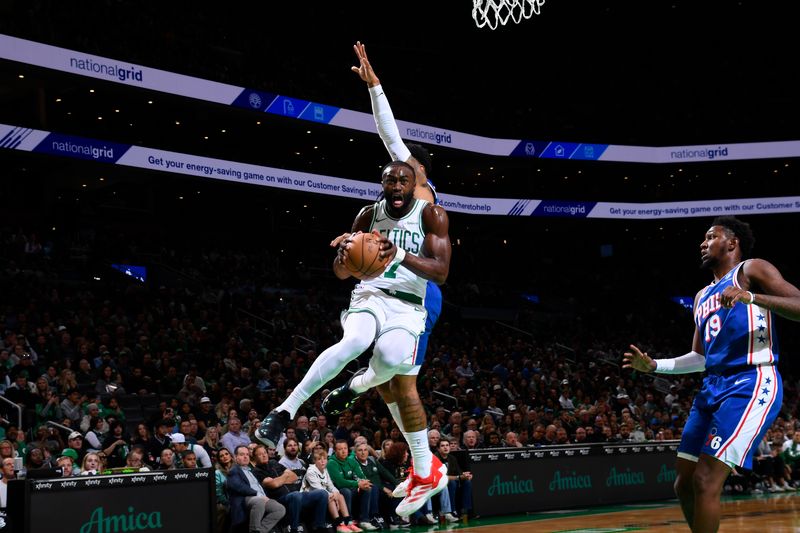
386, 402, 405, 432
403, 428, 432, 478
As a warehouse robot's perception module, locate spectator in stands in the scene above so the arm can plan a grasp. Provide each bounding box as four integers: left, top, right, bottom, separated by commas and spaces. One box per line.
34, 388, 63, 427
84, 416, 107, 452
95, 366, 125, 397
436, 437, 472, 521
353, 441, 395, 530
226, 445, 286, 533
329, 440, 372, 527
573, 427, 589, 444
171, 432, 212, 468
214, 447, 234, 533
101, 420, 130, 468
80, 452, 102, 475
25, 446, 46, 472
60, 388, 84, 425
378, 441, 411, 529
102, 396, 125, 423
147, 419, 173, 466
159, 448, 177, 470
57, 448, 79, 476
0, 457, 15, 507
199, 424, 222, 456
57, 369, 78, 395
195, 396, 219, 432
130, 422, 151, 448
221, 416, 249, 452
65, 430, 86, 465
278, 437, 307, 480
462, 431, 480, 451
75, 359, 96, 387
252, 443, 328, 533
176, 419, 196, 446
781, 430, 800, 484
182, 450, 198, 468
303, 448, 361, 533
4, 372, 36, 409
504, 431, 523, 448
125, 447, 150, 472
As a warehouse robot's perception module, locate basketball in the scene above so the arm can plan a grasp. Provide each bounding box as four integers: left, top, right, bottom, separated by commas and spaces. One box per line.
344, 232, 391, 280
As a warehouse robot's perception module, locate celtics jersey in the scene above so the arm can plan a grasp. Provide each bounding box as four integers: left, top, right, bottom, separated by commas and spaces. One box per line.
360, 198, 428, 302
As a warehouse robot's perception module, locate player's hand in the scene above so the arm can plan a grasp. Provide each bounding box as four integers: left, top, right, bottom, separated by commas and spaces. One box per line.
720, 286, 753, 308
330, 232, 352, 248
376, 234, 396, 261
334, 231, 361, 264
622, 344, 657, 373
351, 41, 380, 87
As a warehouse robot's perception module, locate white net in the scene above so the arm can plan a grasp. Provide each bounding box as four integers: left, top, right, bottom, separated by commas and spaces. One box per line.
472, 0, 545, 30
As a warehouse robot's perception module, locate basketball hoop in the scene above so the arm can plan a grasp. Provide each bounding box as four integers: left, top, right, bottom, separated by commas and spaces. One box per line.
472, 0, 545, 30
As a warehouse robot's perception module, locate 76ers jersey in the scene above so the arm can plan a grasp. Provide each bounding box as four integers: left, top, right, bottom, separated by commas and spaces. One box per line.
359, 198, 428, 301
694, 261, 779, 373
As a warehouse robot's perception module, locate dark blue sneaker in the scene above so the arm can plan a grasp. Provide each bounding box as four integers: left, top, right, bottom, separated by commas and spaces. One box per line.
321, 368, 367, 415
255, 409, 290, 448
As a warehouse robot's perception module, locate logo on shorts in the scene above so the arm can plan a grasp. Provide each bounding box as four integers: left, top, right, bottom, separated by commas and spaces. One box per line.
734, 377, 750, 385
705, 428, 722, 450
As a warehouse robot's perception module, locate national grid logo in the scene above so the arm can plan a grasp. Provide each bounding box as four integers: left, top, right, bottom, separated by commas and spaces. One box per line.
69, 56, 144, 83
669, 146, 729, 160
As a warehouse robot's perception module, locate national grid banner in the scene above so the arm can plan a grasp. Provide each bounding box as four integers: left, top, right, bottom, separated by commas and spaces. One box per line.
5, 33, 800, 163
3, 122, 800, 219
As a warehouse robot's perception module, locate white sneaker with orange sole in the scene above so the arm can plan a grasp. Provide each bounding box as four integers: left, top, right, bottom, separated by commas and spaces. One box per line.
395, 455, 449, 517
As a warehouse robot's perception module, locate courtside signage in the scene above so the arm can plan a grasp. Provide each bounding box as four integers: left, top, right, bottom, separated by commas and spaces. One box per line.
4, 34, 800, 163
2, 122, 800, 219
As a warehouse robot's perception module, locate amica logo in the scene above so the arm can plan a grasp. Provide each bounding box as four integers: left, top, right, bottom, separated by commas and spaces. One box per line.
79, 506, 162, 533
487, 474, 534, 496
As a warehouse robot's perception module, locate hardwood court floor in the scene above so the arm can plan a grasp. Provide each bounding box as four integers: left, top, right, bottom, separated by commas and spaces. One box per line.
429, 491, 800, 532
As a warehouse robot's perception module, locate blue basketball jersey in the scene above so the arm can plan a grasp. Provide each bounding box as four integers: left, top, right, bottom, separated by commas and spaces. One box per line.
694, 261, 778, 373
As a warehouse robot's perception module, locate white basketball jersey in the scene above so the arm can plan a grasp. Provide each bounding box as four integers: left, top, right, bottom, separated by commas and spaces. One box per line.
359, 198, 429, 301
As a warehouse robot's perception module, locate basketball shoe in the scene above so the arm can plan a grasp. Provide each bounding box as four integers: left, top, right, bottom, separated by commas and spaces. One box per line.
322, 368, 367, 415
255, 409, 290, 448
395, 455, 448, 517
392, 465, 413, 497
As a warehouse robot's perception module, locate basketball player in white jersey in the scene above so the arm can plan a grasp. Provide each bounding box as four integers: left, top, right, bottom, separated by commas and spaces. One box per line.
260, 160, 451, 517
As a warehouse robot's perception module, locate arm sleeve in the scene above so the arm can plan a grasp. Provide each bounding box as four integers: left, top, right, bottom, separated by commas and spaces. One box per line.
369, 85, 412, 163
654, 351, 706, 374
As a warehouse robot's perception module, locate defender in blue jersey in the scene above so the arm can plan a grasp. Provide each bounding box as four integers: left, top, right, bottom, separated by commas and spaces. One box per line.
624, 216, 800, 533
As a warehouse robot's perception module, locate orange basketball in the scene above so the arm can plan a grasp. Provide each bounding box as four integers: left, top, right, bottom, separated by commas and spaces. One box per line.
344, 232, 391, 280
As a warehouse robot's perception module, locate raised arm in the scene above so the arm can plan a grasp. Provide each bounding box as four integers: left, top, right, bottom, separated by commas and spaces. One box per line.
352, 41, 430, 191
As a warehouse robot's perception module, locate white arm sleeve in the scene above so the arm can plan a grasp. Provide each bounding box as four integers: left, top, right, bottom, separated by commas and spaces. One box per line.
655, 351, 706, 374
369, 84, 411, 163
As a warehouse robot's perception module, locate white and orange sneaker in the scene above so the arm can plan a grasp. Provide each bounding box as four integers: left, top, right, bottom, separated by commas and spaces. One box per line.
392, 465, 414, 498
395, 455, 449, 517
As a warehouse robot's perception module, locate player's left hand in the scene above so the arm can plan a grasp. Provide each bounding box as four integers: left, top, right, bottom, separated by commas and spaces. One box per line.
330, 232, 352, 248
720, 286, 752, 308
351, 41, 380, 87
622, 344, 656, 373
333, 231, 361, 264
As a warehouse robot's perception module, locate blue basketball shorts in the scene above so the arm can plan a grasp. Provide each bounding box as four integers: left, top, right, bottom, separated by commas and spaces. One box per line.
414, 281, 442, 365
678, 364, 781, 469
